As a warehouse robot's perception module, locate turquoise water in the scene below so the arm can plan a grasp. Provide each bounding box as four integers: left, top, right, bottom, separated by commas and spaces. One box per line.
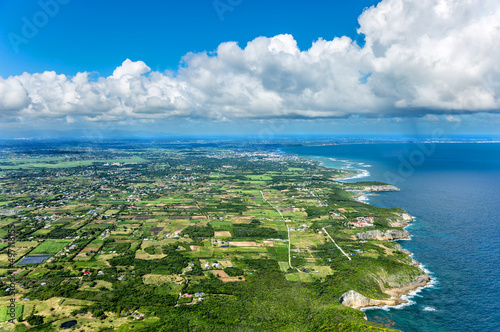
284, 143, 500, 332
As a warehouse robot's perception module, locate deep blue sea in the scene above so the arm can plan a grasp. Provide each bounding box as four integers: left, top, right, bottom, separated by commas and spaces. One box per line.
284, 143, 500, 332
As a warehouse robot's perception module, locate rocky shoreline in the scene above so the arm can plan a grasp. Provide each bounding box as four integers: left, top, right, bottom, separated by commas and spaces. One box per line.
319, 165, 432, 312
355, 228, 411, 241
341, 214, 431, 310
360, 185, 400, 192
339, 273, 431, 310
350, 185, 401, 205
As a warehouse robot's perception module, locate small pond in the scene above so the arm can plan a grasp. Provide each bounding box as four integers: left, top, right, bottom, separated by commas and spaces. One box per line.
60, 320, 77, 329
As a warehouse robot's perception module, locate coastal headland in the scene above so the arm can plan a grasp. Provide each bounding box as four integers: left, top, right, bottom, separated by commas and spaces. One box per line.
322, 166, 431, 312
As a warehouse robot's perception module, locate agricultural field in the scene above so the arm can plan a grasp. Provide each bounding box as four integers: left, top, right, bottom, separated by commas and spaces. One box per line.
0, 304, 23, 322
0, 140, 420, 331
30, 240, 71, 255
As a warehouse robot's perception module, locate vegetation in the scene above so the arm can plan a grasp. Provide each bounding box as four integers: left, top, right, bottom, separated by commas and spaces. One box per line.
26, 314, 44, 326
181, 225, 214, 239
231, 224, 282, 239
0, 139, 418, 331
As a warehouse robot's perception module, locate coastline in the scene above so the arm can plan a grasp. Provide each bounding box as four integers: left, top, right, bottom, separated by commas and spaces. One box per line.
304, 155, 432, 311
281, 142, 500, 332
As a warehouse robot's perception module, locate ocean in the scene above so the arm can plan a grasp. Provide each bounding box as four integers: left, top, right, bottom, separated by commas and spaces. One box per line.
284, 143, 500, 332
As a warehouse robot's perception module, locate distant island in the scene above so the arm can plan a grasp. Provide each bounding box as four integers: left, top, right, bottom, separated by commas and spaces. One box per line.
0, 139, 429, 331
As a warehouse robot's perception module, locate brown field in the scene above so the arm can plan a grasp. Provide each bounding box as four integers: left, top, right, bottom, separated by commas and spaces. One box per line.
211, 270, 246, 282
263, 240, 274, 247
238, 215, 255, 220
221, 277, 245, 282
214, 231, 232, 238
192, 216, 207, 219
150, 227, 164, 235
190, 245, 200, 252
82, 246, 99, 252
211, 270, 229, 278
217, 260, 233, 267
229, 241, 262, 247
233, 219, 259, 224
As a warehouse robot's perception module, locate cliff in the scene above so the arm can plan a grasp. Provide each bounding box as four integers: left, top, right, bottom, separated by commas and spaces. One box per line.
356, 229, 410, 241
361, 185, 400, 192
339, 290, 402, 309
340, 274, 430, 309
387, 213, 413, 228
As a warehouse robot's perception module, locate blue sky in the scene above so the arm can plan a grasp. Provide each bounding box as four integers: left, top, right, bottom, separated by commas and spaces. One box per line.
0, 0, 378, 77
0, 0, 499, 137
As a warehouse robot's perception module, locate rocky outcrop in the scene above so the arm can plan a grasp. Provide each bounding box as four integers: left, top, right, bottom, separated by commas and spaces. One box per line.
356, 229, 410, 241
389, 213, 413, 227
394, 243, 412, 256
385, 274, 430, 298
399, 213, 413, 221
389, 220, 408, 228
339, 290, 403, 309
339, 290, 372, 307
361, 185, 400, 192
339, 274, 431, 309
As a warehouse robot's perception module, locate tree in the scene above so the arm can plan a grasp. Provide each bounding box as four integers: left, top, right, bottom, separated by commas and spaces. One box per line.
26, 314, 44, 326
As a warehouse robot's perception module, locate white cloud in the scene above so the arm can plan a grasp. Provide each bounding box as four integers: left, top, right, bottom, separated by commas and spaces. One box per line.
422, 114, 440, 122
445, 115, 461, 123
65, 115, 75, 123
0, 0, 499, 126
112, 59, 151, 79
0, 76, 30, 112
360, 0, 500, 111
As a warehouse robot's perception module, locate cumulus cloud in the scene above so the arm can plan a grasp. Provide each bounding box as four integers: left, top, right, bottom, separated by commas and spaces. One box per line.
0, 77, 30, 111
112, 59, 151, 79
0, 0, 499, 125
359, 0, 500, 111
422, 114, 440, 122
445, 115, 461, 123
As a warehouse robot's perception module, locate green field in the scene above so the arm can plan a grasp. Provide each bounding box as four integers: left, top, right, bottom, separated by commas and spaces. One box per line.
30, 240, 71, 254
246, 175, 273, 181
0, 156, 148, 170
0, 305, 23, 323
278, 261, 290, 272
